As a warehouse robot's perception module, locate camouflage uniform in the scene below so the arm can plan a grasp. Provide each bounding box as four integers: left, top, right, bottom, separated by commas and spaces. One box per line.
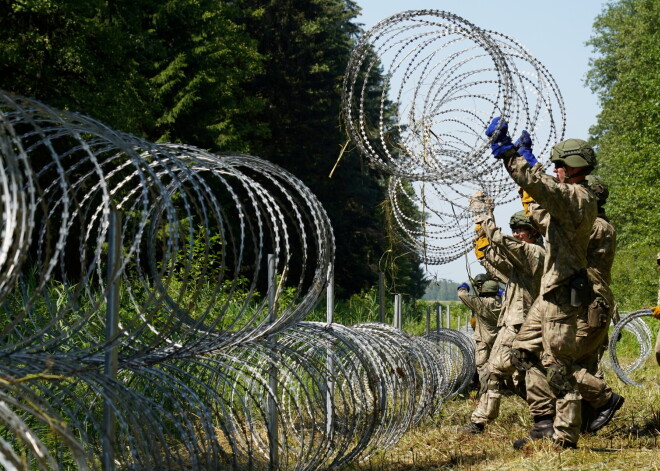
470, 208, 545, 425
503, 153, 597, 445
457, 287, 501, 374
573, 215, 616, 409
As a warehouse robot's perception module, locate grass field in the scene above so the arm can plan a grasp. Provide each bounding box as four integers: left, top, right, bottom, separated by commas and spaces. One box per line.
343, 348, 660, 470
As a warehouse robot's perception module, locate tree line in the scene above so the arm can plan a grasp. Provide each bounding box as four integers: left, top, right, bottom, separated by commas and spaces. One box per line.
3, 0, 651, 307
586, 0, 660, 309
0, 0, 428, 299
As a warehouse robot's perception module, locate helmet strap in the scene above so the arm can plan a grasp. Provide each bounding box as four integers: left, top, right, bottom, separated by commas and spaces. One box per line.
566, 167, 591, 183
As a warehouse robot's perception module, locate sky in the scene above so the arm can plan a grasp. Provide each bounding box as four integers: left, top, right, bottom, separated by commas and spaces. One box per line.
355, 0, 611, 284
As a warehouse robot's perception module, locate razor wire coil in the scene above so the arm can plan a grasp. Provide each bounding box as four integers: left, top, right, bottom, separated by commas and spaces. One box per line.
608, 309, 656, 388
342, 10, 566, 265
0, 90, 477, 470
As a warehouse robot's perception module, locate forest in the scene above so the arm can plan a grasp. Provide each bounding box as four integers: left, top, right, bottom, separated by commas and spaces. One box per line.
0, 0, 658, 308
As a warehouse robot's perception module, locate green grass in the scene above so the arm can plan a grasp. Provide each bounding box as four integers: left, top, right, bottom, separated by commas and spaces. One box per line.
339, 346, 660, 470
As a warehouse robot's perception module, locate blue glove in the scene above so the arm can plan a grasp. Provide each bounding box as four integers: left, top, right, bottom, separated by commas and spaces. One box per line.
485, 117, 514, 157
498, 288, 505, 297
457, 282, 470, 292
515, 130, 538, 166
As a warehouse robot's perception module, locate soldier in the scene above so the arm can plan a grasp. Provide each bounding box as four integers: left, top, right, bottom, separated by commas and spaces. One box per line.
459, 207, 545, 434
457, 278, 501, 382
573, 175, 624, 433
486, 118, 598, 449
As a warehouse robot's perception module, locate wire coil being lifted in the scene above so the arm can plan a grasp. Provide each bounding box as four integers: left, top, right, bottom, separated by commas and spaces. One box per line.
342, 9, 566, 265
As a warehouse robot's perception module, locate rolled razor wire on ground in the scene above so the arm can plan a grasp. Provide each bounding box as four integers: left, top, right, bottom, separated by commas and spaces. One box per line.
422, 328, 476, 399
608, 309, 655, 388
0, 91, 335, 361
0, 90, 470, 469
342, 9, 565, 265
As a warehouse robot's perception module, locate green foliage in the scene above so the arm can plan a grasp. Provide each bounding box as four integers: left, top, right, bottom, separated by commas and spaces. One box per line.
0, 0, 429, 300
586, 0, 660, 308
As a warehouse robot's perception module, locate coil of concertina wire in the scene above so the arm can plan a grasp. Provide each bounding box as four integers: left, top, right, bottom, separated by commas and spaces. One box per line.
342, 10, 565, 265
608, 309, 655, 388
0, 90, 477, 470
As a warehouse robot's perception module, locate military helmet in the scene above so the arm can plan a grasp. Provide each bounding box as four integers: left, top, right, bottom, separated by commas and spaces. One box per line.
585, 174, 609, 205
473, 273, 489, 284
481, 280, 499, 295
550, 138, 596, 169
509, 210, 536, 231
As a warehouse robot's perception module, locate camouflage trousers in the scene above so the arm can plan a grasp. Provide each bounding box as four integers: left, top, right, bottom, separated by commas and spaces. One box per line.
512, 286, 582, 444
573, 298, 613, 409
471, 324, 521, 425
475, 339, 490, 373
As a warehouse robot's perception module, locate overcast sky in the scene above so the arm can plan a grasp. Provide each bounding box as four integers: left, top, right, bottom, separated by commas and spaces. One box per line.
355, 0, 610, 283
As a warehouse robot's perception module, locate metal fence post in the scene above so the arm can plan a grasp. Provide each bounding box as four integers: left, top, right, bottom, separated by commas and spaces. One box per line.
446, 304, 451, 330
436, 304, 442, 331
378, 272, 385, 323
267, 254, 279, 471
393, 294, 402, 330
103, 209, 121, 471
325, 265, 334, 437
425, 306, 430, 335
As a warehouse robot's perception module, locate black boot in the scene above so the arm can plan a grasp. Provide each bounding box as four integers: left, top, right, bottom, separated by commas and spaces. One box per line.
580, 399, 595, 433
589, 393, 624, 433
458, 422, 485, 434
513, 415, 554, 450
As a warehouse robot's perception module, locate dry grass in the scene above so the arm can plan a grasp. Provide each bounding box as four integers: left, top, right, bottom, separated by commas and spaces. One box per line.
342, 364, 660, 471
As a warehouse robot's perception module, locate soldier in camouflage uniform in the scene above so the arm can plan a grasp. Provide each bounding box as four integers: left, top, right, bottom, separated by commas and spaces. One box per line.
459, 207, 545, 434
573, 175, 624, 433
524, 175, 624, 434
486, 119, 598, 449
457, 278, 501, 379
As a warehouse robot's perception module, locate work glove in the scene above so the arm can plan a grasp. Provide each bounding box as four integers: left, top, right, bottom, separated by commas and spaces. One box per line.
514, 130, 538, 166
518, 187, 535, 217
457, 282, 470, 292
485, 117, 514, 158
470, 315, 476, 330
474, 224, 489, 260
469, 190, 493, 224
498, 288, 505, 297
653, 305, 660, 320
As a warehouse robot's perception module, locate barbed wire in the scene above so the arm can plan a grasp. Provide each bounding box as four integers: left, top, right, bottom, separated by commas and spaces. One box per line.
342, 10, 565, 265
0, 90, 477, 469
608, 310, 655, 388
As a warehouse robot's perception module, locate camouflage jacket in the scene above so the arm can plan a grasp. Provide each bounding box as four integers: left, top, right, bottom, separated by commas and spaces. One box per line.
587, 215, 616, 310
527, 202, 615, 311
479, 208, 545, 327
503, 154, 597, 296
457, 288, 500, 346
481, 243, 512, 285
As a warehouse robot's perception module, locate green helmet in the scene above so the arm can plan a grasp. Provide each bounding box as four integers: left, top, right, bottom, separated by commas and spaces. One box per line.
550, 139, 596, 169
585, 174, 609, 205
481, 280, 499, 295
473, 273, 489, 284
509, 210, 535, 231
